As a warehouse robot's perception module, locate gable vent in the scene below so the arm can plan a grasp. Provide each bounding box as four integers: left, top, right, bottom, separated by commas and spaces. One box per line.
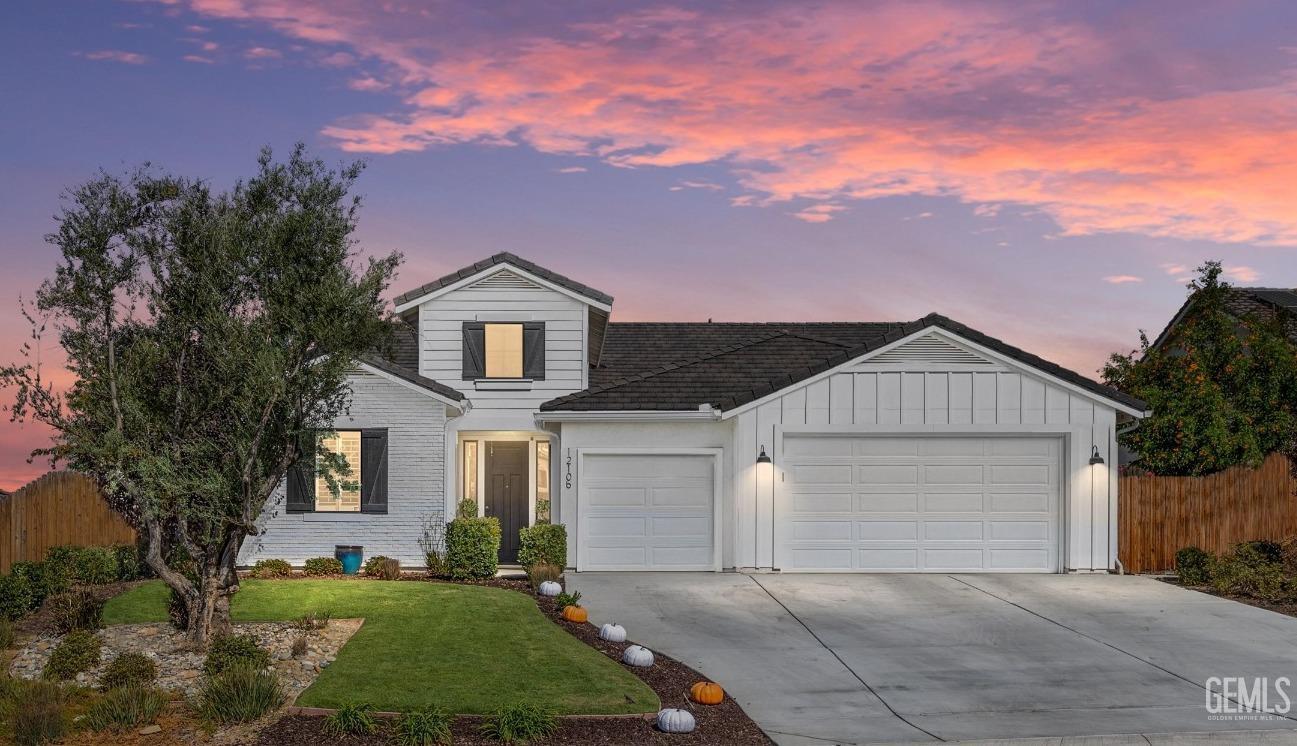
471, 269, 541, 291
870, 334, 993, 365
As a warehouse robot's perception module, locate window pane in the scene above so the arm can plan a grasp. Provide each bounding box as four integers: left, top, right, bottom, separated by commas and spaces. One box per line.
536, 441, 551, 524
484, 323, 523, 378
315, 431, 361, 512
462, 441, 479, 516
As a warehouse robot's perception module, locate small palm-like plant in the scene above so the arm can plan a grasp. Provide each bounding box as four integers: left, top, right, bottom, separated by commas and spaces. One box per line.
394, 707, 453, 746
324, 701, 378, 736
480, 703, 558, 743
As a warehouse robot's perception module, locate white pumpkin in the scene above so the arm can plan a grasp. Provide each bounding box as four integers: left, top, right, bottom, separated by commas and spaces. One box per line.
599, 622, 627, 642
537, 580, 562, 597
622, 644, 654, 667
656, 708, 696, 734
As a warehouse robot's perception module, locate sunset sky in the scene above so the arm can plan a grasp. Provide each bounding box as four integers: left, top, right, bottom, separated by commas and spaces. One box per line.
1, 0, 1294, 489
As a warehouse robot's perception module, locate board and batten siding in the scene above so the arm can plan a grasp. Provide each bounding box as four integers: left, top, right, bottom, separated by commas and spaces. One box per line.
733, 362, 1119, 571
239, 369, 448, 567
417, 278, 588, 430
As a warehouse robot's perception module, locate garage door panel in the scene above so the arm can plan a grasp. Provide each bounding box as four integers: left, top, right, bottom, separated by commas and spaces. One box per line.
580, 453, 716, 571
780, 436, 1059, 573
793, 464, 854, 484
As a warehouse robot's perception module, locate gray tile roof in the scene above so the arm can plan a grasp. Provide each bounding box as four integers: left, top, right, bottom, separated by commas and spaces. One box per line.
1151, 286, 1297, 350
358, 354, 465, 403
542, 314, 1147, 413
393, 252, 614, 307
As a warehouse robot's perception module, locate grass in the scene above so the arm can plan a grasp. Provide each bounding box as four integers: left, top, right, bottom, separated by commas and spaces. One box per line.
104, 580, 658, 715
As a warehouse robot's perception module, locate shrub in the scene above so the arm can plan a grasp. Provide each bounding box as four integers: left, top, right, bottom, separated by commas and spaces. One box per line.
293, 610, 331, 632
1175, 546, 1212, 586
113, 544, 145, 582
480, 703, 558, 743
1210, 548, 1296, 603
197, 665, 284, 724
291, 636, 308, 658
204, 634, 270, 676
324, 701, 378, 736
11, 561, 54, 604
1240, 539, 1283, 565
374, 557, 402, 581
45, 545, 118, 587
457, 498, 477, 518
363, 555, 391, 575
0, 617, 14, 650
47, 589, 105, 634
419, 517, 447, 577
553, 591, 581, 611
99, 652, 158, 690
167, 588, 188, 631
446, 517, 501, 580
44, 629, 102, 680
12, 681, 68, 746
250, 559, 293, 579
524, 562, 561, 592
518, 524, 567, 569
302, 556, 342, 576
0, 572, 38, 621
84, 685, 167, 731
395, 707, 453, 746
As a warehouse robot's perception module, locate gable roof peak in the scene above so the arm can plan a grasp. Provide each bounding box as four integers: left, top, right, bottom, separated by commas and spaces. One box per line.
393, 251, 614, 308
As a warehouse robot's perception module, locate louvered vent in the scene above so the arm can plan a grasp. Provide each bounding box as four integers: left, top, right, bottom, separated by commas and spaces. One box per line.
869, 334, 993, 365
471, 269, 541, 291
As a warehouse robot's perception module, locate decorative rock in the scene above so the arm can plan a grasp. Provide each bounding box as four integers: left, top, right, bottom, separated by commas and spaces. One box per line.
138, 724, 162, 735
538, 580, 562, 597
622, 644, 654, 668
656, 708, 696, 734
598, 622, 627, 643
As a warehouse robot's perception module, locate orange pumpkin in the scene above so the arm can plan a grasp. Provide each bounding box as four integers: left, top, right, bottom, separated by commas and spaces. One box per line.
561, 605, 589, 623
689, 681, 725, 705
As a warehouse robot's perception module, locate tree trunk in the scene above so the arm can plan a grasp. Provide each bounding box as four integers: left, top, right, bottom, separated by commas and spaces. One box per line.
185, 568, 237, 646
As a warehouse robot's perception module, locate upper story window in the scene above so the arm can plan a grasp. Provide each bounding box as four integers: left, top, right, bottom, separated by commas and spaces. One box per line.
463, 322, 545, 380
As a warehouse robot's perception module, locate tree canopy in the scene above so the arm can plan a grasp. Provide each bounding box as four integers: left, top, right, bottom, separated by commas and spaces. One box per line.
1102, 262, 1297, 476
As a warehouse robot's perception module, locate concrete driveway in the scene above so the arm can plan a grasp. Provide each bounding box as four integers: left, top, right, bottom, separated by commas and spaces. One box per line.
568, 573, 1297, 745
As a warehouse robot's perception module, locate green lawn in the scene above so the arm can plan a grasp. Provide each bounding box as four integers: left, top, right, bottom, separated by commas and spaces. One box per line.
104, 579, 658, 715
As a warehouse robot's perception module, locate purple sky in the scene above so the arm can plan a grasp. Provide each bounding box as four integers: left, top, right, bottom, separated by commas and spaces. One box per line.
1, 0, 1294, 489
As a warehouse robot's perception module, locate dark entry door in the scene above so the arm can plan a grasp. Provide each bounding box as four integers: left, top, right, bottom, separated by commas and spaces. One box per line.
485, 442, 529, 564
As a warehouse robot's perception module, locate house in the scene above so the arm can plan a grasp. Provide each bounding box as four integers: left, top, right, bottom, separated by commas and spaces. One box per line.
240, 253, 1149, 573
1149, 285, 1297, 352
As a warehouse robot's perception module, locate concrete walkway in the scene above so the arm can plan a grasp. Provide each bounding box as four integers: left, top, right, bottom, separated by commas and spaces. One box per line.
568, 573, 1297, 745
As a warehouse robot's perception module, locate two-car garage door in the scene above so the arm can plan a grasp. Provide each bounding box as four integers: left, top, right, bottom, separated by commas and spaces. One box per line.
777, 436, 1061, 572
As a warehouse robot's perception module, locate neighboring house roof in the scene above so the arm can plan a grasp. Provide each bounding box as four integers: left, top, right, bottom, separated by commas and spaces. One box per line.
393, 251, 615, 308
1151, 286, 1297, 351
541, 313, 1148, 414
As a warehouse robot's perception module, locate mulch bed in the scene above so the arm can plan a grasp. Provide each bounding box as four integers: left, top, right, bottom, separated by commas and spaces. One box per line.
257, 574, 771, 745
1159, 576, 1297, 618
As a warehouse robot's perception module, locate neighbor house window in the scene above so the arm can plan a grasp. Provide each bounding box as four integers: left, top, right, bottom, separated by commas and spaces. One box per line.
536, 441, 551, 523
315, 431, 362, 512
484, 323, 524, 378
462, 440, 480, 516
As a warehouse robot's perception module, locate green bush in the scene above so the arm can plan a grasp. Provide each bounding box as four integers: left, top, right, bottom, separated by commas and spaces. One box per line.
374, 557, 402, 581
324, 701, 378, 736
363, 555, 391, 575
0, 573, 38, 621
197, 665, 284, 724
99, 652, 158, 690
84, 685, 166, 732
250, 559, 293, 579
204, 634, 270, 676
292, 610, 330, 632
518, 524, 567, 569
47, 590, 105, 634
1175, 546, 1212, 585
12, 681, 68, 746
446, 517, 501, 580
11, 561, 55, 604
457, 498, 477, 518
553, 591, 581, 611
302, 557, 342, 576
480, 703, 558, 743
395, 707, 453, 746
113, 544, 144, 582
1211, 547, 1296, 603
44, 630, 102, 680
45, 545, 119, 587
1240, 539, 1283, 565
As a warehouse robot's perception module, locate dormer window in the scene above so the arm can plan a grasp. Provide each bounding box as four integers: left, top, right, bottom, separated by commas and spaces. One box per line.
463, 321, 546, 380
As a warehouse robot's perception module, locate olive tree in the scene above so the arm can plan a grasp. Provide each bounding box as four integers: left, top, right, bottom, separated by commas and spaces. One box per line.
2, 146, 398, 643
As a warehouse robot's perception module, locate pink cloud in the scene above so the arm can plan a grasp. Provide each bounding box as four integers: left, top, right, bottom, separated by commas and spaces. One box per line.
244, 46, 281, 59
792, 204, 847, 223
160, 1, 1297, 244
1224, 265, 1261, 283
554, 166, 587, 174
1103, 275, 1144, 284
80, 50, 149, 64
183, 54, 215, 64
348, 76, 388, 92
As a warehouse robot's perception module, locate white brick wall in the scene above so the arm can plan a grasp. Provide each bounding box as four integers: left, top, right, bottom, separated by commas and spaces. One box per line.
238, 369, 448, 568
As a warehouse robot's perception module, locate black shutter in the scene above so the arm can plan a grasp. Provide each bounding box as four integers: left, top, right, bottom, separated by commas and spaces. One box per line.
523, 322, 546, 380
360, 428, 389, 514
462, 322, 486, 379
286, 432, 316, 513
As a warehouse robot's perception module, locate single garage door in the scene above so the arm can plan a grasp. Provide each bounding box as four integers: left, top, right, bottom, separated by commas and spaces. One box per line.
777, 436, 1060, 572
578, 452, 718, 571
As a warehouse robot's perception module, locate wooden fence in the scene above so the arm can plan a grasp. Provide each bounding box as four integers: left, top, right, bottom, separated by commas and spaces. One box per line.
0, 471, 136, 573
1119, 453, 1297, 573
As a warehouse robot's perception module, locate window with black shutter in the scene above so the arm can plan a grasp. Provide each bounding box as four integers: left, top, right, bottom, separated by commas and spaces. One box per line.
463, 322, 545, 380
286, 429, 389, 514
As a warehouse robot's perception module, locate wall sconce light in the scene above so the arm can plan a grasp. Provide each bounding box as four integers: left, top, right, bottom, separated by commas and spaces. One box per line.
1089, 445, 1105, 466
756, 446, 772, 465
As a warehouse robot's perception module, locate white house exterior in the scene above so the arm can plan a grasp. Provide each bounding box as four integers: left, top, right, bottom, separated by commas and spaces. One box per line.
241, 253, 1148, 573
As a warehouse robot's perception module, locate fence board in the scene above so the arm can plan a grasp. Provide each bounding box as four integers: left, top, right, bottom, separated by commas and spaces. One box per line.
1119, 453, 1297, 573
0, 472, 136, 573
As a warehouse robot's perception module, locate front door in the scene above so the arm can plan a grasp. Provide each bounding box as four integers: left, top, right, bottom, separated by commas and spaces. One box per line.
485, 442, 529, 564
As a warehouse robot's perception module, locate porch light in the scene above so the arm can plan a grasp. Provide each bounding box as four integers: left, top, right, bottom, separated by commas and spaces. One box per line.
1089, 445, 1105, 466
756, 445, 773, 482
756, 446, 771, 465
